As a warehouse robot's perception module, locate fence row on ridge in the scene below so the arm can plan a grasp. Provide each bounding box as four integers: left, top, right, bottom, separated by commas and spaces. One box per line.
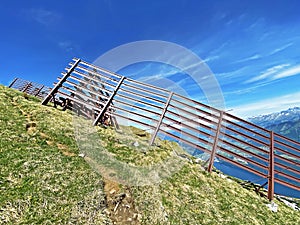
40, 58, 300, 200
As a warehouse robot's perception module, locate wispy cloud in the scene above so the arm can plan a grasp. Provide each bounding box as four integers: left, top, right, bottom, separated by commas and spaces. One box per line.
232, 91, 300, 118
234, 54, 261, 63
215, 66, 251, 80
245, 63, 290, 83
269, 42, 294, 55
223, 80, 277, 96
203, 55, 220, 63
272, 65, 300, 80
58, 41, 74, 52
25, 8, 61, 26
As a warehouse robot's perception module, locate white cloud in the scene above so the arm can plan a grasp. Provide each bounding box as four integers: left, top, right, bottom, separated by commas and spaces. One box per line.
272, 65, 300, 80
269, 42, 293, 55
203, 55, 220, 63
234, 54, 261, 64
215, 66, 252, 82
26, 8, 61, 26
245, 63, 290, 83
223, 81, 275, 96
232, 92, 300, 118
58, 41, 74, 52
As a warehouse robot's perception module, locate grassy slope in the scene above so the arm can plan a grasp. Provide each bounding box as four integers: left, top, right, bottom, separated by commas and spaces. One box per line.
0, 86, 111, 224
0, 85, 299, 224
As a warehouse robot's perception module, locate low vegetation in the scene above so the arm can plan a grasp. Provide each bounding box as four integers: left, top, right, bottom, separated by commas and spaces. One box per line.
0, 85, 299, 224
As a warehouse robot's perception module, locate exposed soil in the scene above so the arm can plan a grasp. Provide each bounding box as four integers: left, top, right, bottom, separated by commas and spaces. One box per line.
103, 179, 140, 225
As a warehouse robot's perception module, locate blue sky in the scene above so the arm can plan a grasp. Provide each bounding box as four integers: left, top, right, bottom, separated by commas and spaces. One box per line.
1, 0, 300, 118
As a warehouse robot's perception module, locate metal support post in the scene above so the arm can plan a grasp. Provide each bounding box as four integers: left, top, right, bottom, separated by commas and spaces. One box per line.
268, 131, 275, 201
8, 78, 18, 88
207, 111, 223, 172
35, 85, 45, 96
93, 76, 125, 126
149, 92, 173, 145
41, 58, 81, 105
22, 82, 32, 93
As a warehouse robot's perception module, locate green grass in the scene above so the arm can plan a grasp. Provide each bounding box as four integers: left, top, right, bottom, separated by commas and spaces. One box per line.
0, 86, 111, 224
0, 85, 299, 224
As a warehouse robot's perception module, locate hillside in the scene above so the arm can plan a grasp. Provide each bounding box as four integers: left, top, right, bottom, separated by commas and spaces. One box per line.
0, 85, 299, 225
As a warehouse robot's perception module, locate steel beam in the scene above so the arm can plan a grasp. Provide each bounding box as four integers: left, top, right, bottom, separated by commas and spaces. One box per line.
93, 76, 125, 126
41, 58, 81, 105
149, 92, 173, 145
207, 111, 224, 172
8, 78, 18, 88
268, 131, 275, 201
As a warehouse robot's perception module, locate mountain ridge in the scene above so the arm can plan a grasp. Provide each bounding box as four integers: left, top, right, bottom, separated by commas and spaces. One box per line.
249, 107, 300, 142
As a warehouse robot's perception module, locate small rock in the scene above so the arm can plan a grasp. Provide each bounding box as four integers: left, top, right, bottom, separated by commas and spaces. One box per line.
194, 158, 202, 164
218, 173, 227, 179
104, 209, 111, 215
133, 141, 139, 147
267, 201, 278, 212
78, 153, 85, 158
110, 189, 116, 195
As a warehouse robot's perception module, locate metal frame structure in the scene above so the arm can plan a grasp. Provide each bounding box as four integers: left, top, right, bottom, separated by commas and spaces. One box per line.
9, 78, 51, 99
42, 58, 300, 201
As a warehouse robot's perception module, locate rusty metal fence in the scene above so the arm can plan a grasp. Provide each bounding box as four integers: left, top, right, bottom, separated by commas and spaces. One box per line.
9, 78, 51, 99
42, 58, 300, 200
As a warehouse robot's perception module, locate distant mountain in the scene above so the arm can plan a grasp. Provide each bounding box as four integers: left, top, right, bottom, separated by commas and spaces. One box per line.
249, 107, 300, 142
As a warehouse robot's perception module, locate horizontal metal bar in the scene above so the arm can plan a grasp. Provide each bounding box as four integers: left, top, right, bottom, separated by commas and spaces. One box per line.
163, 114, 212, 139
71, 69, 117, 89
79, 60, 122, 79
218, 146, 269, 171
274, 132, 300, 148
274, 177, 300, 191
65, 76, 112, 98
274, 161, 300, 176
274, 146, 300, 161
107, 111, 156, 130
126, 78, 170, 93
168, 103, 219, 127
118, 88, 166, 105
110, 105, 159, 123
223, 112, 270, 133
61, 79, 110, 101
216, 154, 267, 178
274, 139, 300, 154
219, 129, 269, 155
219, 138, 269, 164
166, 110, 217, 133
113, 99, 161, 117
274, 170, 300, 183
161, 120, 214, 147
274, 153, 300, 167
170, 98, 220, 121
122, 82, 169, 99
58, 88, 95, 107
75, 65, 119, 85
221, 118, 270, 140
60, 85, 106, 108
116, 93, 163, 111
173, 92, 221, 113
57, 91, 102, 112
159, 129, 211, 154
